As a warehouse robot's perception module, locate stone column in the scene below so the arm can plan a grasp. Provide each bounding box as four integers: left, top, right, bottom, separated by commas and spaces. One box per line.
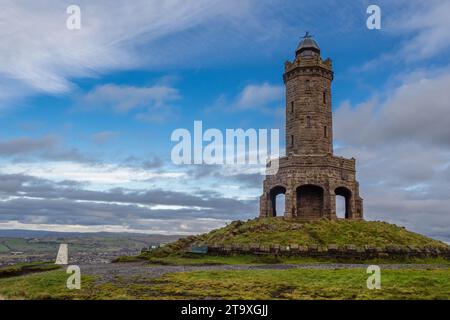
285, 189, 295, 218
328, 192, 337, 219
259, 194, 269, 218
355, 197, 364, 220
348, 195, 356, 220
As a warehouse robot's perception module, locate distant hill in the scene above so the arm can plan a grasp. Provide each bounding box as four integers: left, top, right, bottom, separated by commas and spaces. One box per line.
0, 229, 182, 241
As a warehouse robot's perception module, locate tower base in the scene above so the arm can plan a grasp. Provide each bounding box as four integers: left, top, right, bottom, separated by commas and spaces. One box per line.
260, 154, 364, 220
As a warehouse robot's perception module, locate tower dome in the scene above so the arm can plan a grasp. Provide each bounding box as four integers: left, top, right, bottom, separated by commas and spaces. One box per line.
296, 32, 320, 57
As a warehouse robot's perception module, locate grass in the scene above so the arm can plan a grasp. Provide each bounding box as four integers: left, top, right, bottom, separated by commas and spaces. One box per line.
1, 219, 448, 300
0, 262, 61, 279
126, 219, 449, 264
117, 253, 319, 265
0, 267, 449, 300
117, 253, 450, 266
0, 238, 58, 253
148, 267, 450, 300
192, 218, 449, 248
0, 269, 96, 300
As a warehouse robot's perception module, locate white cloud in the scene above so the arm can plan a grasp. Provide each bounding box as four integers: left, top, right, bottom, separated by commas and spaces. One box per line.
1, 162, 184, 185
208, 83, 284, 114
359, 0, 450, 70
334, 69, 450, 241
82, 84, 180, 113
336, 72, 450, 148
0, 218, 230, 235
0, 0, 270, 103
0, 135, 90, 162
79, 83, 180, 122
389, 0, 450, 61
235, 83, 284, 111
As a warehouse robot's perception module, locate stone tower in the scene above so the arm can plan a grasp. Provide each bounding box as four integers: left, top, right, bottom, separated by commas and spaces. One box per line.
260, 33, 364, 220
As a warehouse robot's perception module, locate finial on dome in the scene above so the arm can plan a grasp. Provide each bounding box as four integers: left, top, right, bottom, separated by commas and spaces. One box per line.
304, 31, 312, 39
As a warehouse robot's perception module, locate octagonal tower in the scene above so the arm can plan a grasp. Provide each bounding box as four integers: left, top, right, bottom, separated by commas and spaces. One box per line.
260, 33, 364, 220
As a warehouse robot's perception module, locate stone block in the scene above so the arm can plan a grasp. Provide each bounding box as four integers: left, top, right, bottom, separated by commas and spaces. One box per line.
328, 244, 339, 251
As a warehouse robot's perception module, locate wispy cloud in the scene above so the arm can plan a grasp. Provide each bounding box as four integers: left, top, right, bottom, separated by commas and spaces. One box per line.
0, 218, 230, 235
235, 83, 284, 111
208, 83, 284, 114
79, 83, 180, 122
1, 162, 183, 185
0, 0, 273, 103
390, 0, 450, 61
334, 68, 450, 242
358, 0, 450, 71
0, 172, 253, 233
91, 131, 121, 145
0, 136, 91, 162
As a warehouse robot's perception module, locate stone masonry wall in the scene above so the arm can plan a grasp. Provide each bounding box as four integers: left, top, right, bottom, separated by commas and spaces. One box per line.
259, 40, 364, 221
285, 55, 333, 156
260, 155, 364, 220
204, 244, 450, 260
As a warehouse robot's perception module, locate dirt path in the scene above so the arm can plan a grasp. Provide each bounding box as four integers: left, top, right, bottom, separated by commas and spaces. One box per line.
80, 262, 450, 283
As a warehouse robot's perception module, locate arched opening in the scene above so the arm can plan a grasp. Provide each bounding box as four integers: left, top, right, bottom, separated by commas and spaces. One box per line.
275, 194, 285, 218
335, 195, 346, 219
269, 186, 286, 217
335, 187, 352, 219
296, 185, 324, 219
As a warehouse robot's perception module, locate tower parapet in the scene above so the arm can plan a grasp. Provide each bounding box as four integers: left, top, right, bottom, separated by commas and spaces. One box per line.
284, 55, 333, 78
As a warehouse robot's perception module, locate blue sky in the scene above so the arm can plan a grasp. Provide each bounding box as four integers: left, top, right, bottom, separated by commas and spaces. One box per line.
0, 0, 450, 241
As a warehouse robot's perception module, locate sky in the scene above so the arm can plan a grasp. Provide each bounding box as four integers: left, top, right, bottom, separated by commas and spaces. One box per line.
0, 0, 449, 241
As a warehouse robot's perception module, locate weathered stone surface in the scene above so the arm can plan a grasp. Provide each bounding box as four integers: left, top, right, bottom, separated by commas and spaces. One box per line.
260, 36, 363, 220
204, 244, 449, 260
270, 244, 281, 253
356, 247, 365, 253
328, 244, 339, 251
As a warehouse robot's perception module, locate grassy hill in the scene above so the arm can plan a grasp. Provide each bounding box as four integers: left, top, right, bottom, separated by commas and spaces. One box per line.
142, 218, 448, 259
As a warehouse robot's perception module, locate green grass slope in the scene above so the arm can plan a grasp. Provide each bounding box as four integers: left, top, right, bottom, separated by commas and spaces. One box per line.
155, 218, 449, 255
0, 262, 60, 279
1, 267, 449, 300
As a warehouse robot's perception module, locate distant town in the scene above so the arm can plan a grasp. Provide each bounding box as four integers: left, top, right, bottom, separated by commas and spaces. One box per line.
0, 230, 181, 266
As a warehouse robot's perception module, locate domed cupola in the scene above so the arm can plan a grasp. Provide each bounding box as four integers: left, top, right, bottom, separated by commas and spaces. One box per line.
296, 32, 321, 57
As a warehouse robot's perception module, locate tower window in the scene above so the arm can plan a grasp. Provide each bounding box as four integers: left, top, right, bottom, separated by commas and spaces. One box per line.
307, 116, 311, 128
291, 135, 294, 147
291, 101, 294, 113
305, 80, 311, 91
324, 126, 328, 138
323, 91, 327, 104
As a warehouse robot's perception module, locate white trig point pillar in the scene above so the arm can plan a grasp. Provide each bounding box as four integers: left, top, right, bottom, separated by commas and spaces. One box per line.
55, 244, 69, 265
